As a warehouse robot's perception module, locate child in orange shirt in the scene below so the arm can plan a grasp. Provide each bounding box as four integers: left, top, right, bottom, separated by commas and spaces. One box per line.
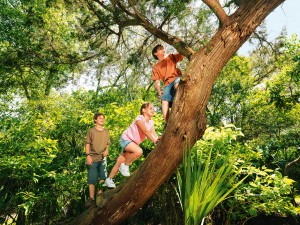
152, 44, 184, 124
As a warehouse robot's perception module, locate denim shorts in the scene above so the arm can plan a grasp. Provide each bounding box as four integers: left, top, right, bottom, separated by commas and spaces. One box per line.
161, 77, 181, 102
120, 137, 132, 150
87, 160, 107, 184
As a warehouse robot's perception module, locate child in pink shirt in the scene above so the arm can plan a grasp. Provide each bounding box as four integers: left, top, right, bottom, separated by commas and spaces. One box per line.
104, 103, 159, 188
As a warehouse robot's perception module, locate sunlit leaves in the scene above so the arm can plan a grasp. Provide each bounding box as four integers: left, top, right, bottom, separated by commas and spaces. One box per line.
177, 126, 248, 224
233, 166, 297, 220
0, 0, 86, 99
208, 55, 253, 127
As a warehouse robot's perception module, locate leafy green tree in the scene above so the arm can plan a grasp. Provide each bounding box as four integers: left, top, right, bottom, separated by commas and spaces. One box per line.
0, 86, 161, 224
60, 1, 288, 224
0, 93, 90, 224
208, 55, 254, 127
242, 36, 300, 169
1, 0, 295, 224
0, 0, 86, 99
208, 35, 300, 175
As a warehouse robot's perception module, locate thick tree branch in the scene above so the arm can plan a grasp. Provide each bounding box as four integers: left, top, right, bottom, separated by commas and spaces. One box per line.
118, 18, 140, 28
158, 13, 171, 29
203, 0, 230, 27
112, 0, 195, 58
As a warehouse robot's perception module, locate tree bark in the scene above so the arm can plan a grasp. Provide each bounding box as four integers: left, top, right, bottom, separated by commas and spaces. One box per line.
284, 155, 300, 178
70, 0, 285, 224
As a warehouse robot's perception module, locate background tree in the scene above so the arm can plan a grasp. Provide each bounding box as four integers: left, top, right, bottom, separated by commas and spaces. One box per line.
0, 0, 88, 99
63, 0, 288, 224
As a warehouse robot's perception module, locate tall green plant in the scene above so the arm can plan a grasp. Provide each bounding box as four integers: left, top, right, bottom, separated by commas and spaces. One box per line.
177, 138, 248, 225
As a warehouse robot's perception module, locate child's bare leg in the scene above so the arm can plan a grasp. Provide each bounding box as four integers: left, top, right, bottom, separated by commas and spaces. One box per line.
161, 100, 169, 123
98, 180, 104, 194
174, 83, 179, 89
123, 142, 143, 165
108, 155, 125, 178
88, 184, 95, 199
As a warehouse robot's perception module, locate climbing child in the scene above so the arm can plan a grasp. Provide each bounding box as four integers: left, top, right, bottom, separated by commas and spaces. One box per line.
152, 44, 184, 124
85, 113, 110, 208
104, 102, 159, 188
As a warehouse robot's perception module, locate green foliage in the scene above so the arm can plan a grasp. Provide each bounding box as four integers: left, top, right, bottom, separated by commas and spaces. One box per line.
209, 36, 300, 173
0, 0, 86, 99
0, 88, 163, 224
208, 55, 254, 127
177, 126, 248, 224
176, 126, 299, 224
0, 93, 88, 224
268, 35, 300, 109
225, 166, 299, 223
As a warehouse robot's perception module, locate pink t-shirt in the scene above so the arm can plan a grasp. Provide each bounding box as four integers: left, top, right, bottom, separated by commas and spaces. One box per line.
121, 115, 154, 145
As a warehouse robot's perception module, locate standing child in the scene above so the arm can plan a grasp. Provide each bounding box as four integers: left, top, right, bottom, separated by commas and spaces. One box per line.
152, 44, 184, 124
104, 102, 159, 188
85, 113, 110, 208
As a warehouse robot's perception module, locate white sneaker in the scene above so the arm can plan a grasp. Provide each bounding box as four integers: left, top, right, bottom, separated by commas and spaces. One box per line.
104, 178, 116, 188
119, 163, 130, 177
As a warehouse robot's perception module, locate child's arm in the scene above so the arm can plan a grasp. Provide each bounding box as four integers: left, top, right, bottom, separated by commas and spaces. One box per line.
103, 131, 110, 158
150, 126, 161, 144
136, 120, 158, 143
85, 143, 93, 165
154, 80, 163, 98
103, 144, 109, 157
171, 53, 184, 63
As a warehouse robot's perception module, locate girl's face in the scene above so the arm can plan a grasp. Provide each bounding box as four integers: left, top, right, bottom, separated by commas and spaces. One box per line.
143, 104, 155, 117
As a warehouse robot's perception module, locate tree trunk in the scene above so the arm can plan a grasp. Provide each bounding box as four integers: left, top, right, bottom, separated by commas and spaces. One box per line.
70, 0, 285, 224
284, 155, 300, 179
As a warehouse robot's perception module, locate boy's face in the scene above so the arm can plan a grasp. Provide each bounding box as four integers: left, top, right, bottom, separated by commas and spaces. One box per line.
95, 115, 105, 126
154, 46, 165, 59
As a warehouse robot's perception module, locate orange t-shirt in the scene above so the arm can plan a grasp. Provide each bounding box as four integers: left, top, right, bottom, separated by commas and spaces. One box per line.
152, 54, 184, 86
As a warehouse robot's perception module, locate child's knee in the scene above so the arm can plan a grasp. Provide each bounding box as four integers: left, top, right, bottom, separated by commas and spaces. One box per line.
135, 148, 143, 157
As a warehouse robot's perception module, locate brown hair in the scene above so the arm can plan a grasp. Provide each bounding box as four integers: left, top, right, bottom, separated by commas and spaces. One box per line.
93, 113, 105, 123
152, 44, 163, 60
140, 102, 152, 115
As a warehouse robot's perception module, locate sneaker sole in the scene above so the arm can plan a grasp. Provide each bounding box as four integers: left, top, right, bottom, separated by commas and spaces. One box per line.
103, 183, 116, 188
119, 169, 130, 177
